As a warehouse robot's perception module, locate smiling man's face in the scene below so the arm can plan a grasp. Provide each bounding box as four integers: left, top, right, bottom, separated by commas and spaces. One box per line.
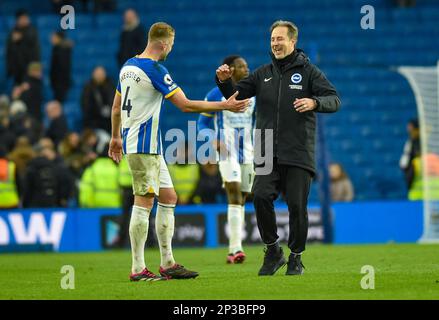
271, 26, 296, 60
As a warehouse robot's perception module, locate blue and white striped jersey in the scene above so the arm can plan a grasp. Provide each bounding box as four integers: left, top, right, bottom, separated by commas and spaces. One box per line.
117, 57, 180, 154
199, 87, 256, 164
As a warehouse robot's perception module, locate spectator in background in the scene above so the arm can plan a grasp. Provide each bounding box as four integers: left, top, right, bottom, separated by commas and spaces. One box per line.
0, 115, 16, 153
22, 143, 71, 208
38, 137, 56, 151
408, 154, 439, 201
79, 144, 121, 208
81, 66, 115, 139
191, 162, 225, 204
8, 100, 42, 145
117, 9, 146, 67
59, 132, 85, 178
6, 9, 40, 85
400, 118, 421, 191
37, 136, 75, 191
7, 136, 35, 184
80, 128, 98, 166
13, 62, 44, 122
45, 100, 69, 147
168, 142, 200, 205
0, 95, 10, 117
329, 163, 354, 202
0, 95, 17, 153
58, 132, 84, 206
0, 146, 20, 209
50, 30, 73, 102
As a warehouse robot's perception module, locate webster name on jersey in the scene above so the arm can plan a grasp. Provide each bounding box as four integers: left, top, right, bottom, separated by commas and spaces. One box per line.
117, 57, 180, 155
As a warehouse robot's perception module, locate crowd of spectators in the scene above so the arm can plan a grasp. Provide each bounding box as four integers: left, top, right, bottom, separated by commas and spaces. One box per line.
0, 7, 227, 208
1, 5, 357, 209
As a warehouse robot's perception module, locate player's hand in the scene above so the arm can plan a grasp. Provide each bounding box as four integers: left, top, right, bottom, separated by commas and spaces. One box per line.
224, 91, 250, 113
108, 137, 123, 163
293, 98, 317, 113
216, 64, 233, 82
213, 139, 228, 154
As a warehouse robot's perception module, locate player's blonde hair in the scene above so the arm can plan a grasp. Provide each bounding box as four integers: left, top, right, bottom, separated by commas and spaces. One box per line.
148, 22, 175, 43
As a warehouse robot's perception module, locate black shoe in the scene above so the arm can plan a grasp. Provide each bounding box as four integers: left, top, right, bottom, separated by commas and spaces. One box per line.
286, 253, 305, 275
258, 245, 286, 276
159, 264, 199, 279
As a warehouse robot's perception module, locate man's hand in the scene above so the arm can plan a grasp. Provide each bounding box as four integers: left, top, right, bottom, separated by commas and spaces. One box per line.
293, 98, 317, 113
108, 137, 123, 163
216, 64, 233, 82
223, 91, 250, 113
12, 31, 22, 42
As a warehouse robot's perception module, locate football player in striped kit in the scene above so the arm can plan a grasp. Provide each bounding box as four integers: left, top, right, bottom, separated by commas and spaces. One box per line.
198, 55, 256, 264
108, 22, 250, 281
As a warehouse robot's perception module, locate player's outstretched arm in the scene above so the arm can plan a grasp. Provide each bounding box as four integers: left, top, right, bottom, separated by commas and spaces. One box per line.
108, 93, 123, 163
216, 64, 257, 100
168, 88, 249, 113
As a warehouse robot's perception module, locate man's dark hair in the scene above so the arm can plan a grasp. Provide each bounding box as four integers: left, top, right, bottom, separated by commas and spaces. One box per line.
270, 20, 299, 40
409, 118, 419, 129
54, 30, 66, 39
15, 9, 29, 19
222, 55, 242, 67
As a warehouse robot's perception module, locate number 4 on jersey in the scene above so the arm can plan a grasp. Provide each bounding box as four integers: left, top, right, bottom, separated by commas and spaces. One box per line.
122, 86, 133, 117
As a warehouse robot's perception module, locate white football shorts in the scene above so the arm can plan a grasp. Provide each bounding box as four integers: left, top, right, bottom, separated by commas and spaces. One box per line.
219, 160, 254, 193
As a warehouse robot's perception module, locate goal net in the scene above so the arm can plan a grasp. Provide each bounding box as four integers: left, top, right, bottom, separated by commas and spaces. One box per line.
398, 63, 439, 243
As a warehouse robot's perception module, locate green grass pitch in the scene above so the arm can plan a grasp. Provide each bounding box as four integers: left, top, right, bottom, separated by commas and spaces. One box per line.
1, 243, 438, 300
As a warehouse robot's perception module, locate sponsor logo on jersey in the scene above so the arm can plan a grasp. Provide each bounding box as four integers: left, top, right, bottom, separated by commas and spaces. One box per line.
164, 74, 173, 85
289, 84, 303, 90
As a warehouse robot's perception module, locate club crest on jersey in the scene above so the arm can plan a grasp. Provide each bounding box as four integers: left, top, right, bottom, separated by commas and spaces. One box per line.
291, 73, 302, 84
289, 73, 303, 90
164, 74, 173, 85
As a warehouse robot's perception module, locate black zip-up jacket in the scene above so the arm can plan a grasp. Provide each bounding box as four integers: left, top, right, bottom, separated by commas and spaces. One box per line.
216, 49, 340, 175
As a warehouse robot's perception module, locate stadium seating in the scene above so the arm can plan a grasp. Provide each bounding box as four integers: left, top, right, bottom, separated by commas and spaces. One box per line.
1, 0, 437, 202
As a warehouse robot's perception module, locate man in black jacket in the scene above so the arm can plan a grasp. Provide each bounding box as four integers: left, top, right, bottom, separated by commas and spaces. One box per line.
45, 100, 69, 147
81, 66, 115, 135
22, 144, 72, 208
117, 9, 146, 67
18, 62, 44, 122
6, 10, 40, 85
50, 31, 72, 103
216, 20, 340, 276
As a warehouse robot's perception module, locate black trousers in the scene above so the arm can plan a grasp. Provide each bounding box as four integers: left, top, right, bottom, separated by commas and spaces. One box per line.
252, 161, 312, 254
